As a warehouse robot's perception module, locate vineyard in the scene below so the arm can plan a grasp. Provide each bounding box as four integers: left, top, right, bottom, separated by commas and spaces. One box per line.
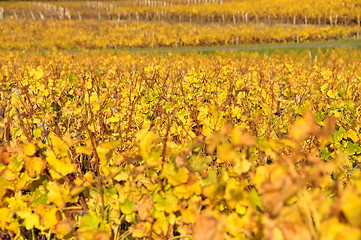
0, 0, 361, 239
1, 0, 361, 24
0, 0, 361, 50
0, 50, 360, 239
1, 20, 360, 50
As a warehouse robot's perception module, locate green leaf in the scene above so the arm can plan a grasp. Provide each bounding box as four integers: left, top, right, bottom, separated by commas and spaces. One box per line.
33, 187, 48, 205
121, 199, 135, 215
153, 192, 178, 214
345, 142, 361, 155
80, 211, 103, 229
200, 170, 218, 186
190, 155, 212, 172
334, 127, 346, 142
161, 164, 189, 186
249, 188, 263, 211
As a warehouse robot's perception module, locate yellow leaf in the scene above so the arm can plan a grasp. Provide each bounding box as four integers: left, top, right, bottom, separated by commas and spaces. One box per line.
288, 111, 317, 142
253, 166, 268, 191
224, 178, 243, 209
162, 165, 189, 186
327, 89, 338, 99
49, 133, 68, 156
97, 140, 121, 171
234, 159, 252, 174
346, 129, 359, 142
63, 134, 79, 147
76, 145, 93, 155
180, 207, 197, 224
1, 168, 19, 181
203, 182, 225, 202
83, 171, 95, 183
47, 181, 77, 207
129, 222, 151, 238
107, 116, 119, 123
24, 212, 41, 230
46, 151, 76, 179
35, 205, 58, 230
85, 80, 93, 90
173, 174, 202, 199
341, 190, 361, 228
231, 129, 255, 147
136, 129, 157, 160
23, 143, 37, 156
320, 217, 361, 240
217, 143, 235, 163
30, 67, 44, 80
54, 220, 73, 238
18, 208, 41, 230
24, 156, 45, 178
153, 211, 169, 236
14, 172, 32, 190
278, 139, 298, 149
289, 118, 310, 141
202, 125, 213, 137
98, 140, 121, 150
320, 83, 329, 94
153, 192, 179, 214
0, 208, 12, 229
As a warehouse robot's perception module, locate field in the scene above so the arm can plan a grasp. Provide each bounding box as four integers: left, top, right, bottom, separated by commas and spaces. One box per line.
0, 1, 361, 240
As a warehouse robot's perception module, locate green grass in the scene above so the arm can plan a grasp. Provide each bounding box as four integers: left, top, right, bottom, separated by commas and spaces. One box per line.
1, 39, 360, 56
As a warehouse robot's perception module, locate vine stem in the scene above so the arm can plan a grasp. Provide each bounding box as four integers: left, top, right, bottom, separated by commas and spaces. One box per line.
87, 126, 105, 219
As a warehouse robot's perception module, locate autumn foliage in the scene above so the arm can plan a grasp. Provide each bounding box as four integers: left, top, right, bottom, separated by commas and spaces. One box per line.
0, 50, 360, 239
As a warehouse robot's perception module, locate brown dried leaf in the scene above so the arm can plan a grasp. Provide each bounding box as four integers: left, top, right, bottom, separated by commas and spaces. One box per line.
193, 210, 224, 240
289, 110, 318, 142
92, 231, 110, 240
0, 147, 12, 165
134, 195, 153, 221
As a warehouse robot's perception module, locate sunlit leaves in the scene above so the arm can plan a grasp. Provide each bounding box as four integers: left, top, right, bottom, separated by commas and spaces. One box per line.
120, 199, 135, 215
46, 181, 77, 207
173, 173, 202, 199
23, 156, 45, 178
29, 67, 44, 81
346, 129, 359, 142
22, 143, 37, 156
0, 208, 12, 230
78, 211, 111, 240
161, 164, 189, 186
190, 155, 212, 172
249, 188, 263, 211
129, 222, 152, 238
0, 18, 360, 50
288, 110, 318, 142
134, 195, 153, 221
234, 159, 252, 175
193, 210, 223, 240
0, 50, 360, 239
46, 151, 75, 180
54, 220, 73, 238
327, 89, 339, 99
136, 128, 158, 161
35, 205, 58, 230
340, 189, 361, 228
153, 191, 179, 214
